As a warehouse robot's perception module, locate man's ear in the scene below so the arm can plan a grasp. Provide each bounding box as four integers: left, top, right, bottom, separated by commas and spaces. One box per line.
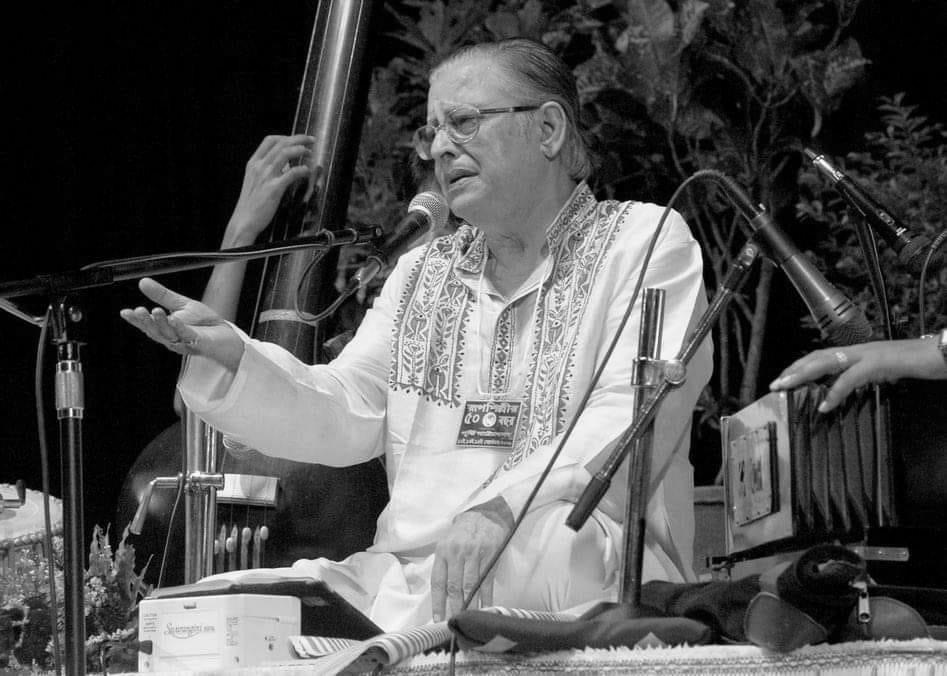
537, 101, 568, 160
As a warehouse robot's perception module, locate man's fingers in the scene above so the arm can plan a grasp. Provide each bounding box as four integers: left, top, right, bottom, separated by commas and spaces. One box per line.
446, 558, 466, 619
121, 306, 163, 338
119, 307, 152, 337
252, 135, 283, 160
461, 557, 482, 610
479, 564, 495, 609
430, 556, 448, 623
275, 165, 313, 191
138, 277, 194, 312
263, 136, 314, 172
150, 307, 180, 343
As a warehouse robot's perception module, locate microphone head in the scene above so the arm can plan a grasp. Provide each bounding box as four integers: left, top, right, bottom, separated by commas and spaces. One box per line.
898, 234, 940, 275
822, 305, 874, 346
408, 191, 450, 231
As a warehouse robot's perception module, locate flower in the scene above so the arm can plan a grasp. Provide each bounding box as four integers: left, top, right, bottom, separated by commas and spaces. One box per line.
0, 524, 150, 672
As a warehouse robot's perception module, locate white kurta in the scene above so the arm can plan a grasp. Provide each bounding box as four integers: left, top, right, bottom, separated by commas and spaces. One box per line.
180, 183, 713, 630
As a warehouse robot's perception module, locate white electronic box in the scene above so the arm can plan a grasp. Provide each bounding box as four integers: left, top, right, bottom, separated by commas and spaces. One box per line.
138, 593, 301, 671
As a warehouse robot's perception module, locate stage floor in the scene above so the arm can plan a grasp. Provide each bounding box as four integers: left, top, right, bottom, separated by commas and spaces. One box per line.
125, 638, 947, 675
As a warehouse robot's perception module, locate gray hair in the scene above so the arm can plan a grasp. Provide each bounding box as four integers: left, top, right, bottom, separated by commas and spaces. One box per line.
431, 38, 592, 182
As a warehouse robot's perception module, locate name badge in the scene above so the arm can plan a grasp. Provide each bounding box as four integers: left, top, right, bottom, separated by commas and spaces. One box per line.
456, 400, 522, 448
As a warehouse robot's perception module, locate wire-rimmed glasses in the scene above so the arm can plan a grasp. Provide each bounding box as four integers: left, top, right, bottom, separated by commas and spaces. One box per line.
412, 104, 540, 160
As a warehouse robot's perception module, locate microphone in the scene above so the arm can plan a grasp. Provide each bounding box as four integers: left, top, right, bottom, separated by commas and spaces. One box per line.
711, 173, 873, 346
349, 191, 449, 289
804, 148, 937, 273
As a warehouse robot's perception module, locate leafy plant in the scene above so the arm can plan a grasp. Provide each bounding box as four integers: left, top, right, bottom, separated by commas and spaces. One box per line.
0, 526, 150, 673
797, 93, 947, 338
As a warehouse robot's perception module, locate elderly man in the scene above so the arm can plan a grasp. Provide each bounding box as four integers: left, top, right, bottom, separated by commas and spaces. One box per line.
121, 37, 712, 630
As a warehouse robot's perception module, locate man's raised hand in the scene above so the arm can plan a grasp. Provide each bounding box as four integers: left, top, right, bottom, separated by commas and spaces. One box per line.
120, 277, 244, 372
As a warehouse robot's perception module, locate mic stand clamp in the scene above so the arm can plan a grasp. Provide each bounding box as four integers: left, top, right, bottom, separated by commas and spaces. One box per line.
567, 241, 761, 620
128, 456, 225, 583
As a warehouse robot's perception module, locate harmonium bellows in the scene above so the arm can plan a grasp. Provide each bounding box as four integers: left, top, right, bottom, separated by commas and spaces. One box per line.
721, 379, 947, 586
721, 383, 896, 560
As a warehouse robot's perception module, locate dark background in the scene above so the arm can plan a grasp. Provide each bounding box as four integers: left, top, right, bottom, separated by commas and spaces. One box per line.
1, 1, 945, 551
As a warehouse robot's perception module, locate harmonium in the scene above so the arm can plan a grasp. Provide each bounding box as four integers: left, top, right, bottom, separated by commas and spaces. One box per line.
720, 380, 947, 589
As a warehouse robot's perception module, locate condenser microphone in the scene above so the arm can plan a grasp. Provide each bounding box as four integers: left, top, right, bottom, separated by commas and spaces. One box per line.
804, 148, 937, 273
350, 191, 449, 289
712, 173, 873, 346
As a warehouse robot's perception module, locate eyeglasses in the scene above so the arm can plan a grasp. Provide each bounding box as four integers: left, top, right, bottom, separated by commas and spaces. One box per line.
412, 104, 540, 160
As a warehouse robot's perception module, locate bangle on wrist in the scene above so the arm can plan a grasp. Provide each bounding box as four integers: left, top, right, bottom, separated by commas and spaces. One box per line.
936, 329, 947, 367
921, 329, 947, 367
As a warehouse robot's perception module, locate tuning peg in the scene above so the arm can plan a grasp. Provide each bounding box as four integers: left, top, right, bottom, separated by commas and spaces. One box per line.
215, 524, 226, 573
252, 527, 262, 569
240, 526, 251, 570
227, 525, 238, 571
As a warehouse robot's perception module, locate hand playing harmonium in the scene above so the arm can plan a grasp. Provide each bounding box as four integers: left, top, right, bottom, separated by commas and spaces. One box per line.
769, 335, 947, 413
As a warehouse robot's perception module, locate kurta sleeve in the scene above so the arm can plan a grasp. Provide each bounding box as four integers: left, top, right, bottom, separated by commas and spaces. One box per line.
177, 247, 424, 466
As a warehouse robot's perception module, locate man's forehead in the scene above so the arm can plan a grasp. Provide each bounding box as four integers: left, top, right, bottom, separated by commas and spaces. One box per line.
428, 57, 512, 107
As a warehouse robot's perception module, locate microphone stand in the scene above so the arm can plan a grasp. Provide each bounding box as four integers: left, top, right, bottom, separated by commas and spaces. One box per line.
851, 221, 893, 339
567, 241, 761, 616
622, 287, 665, 606
0, 227, 379, 676
51, 300, 86, 674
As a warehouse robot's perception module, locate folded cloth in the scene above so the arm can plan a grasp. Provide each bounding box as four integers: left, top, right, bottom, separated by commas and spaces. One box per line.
449, 545, 931, 655
639, 575, 761, 642
449, 605, 714, 653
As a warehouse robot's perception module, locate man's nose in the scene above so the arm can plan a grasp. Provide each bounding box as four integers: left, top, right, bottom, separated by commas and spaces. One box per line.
429, 125, 457, 159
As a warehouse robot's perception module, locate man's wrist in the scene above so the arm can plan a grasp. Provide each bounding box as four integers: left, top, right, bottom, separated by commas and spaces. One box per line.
463, 496, 515, 531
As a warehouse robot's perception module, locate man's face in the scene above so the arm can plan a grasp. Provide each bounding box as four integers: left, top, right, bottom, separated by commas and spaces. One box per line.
426, 57, 543, 228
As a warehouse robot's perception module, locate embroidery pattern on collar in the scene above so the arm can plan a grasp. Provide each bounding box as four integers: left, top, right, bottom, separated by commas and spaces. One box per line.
389, 233, 473, 406
487, 306, 516, 395
502, 196, 630, 470
386, 185, 634, 444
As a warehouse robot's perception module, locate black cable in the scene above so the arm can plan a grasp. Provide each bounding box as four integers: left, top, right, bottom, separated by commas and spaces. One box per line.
291, 246, 335, 325
34, 306, 62, 671
851, 220, 893, 339
445, 172, 713, 670
155, 475, 185, 591
918, 229, 947, 335
155, 356, 191, 589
